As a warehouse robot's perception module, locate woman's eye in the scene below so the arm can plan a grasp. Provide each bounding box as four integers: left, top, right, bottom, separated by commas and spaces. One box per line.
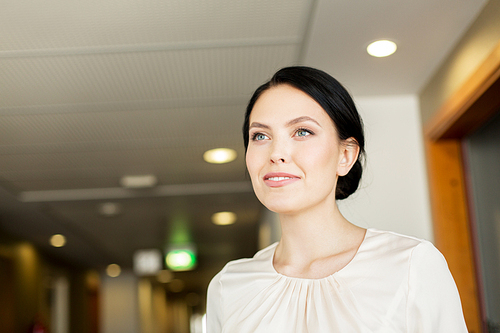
253, 133, 268, 141
295, 129, 311, 137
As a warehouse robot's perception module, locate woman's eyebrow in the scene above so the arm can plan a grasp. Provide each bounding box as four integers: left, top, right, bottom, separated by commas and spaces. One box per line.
286, 116, 322, 128
249, 122, 270, 130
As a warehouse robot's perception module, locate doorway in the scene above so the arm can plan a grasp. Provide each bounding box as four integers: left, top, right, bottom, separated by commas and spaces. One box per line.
424, 42, 500, 333
0, 256, 16, 332
465, 111, 500, 331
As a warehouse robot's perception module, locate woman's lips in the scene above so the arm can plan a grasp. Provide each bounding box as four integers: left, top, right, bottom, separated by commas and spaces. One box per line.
263, 172, 300, 187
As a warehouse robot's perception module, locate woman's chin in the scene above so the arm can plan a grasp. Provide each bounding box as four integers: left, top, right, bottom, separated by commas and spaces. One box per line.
262, 200, 304, 215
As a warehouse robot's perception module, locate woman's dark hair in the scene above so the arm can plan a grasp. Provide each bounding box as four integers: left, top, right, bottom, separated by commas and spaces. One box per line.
243, 66, 365, 200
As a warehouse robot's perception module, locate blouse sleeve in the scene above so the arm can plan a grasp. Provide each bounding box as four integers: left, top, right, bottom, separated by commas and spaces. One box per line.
406, 241, 468, 332
206, 271, 223, 333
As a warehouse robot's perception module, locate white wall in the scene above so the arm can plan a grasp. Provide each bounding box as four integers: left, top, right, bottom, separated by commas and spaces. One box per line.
258, 208, 282, 249
101, 270, 140, 333
338, 94, 433, 241
50, 275, 69, 333
138, 278, 169, 333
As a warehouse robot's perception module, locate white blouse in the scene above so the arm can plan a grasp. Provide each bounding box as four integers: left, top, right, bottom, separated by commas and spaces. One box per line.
206, 229, 468, 332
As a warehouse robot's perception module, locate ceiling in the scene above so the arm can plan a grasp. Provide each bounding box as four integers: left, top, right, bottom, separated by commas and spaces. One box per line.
0, 0, 488, 294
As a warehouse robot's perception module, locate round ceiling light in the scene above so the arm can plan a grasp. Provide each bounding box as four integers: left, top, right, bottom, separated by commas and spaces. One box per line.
50, 234, 66, 247
211, 211, 237, 226
106, 264, 121, 277
367, 40, 397, 57
203, 148, 237, 164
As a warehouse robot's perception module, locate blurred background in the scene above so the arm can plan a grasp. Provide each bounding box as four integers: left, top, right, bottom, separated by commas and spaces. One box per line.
1, 0, 499, 332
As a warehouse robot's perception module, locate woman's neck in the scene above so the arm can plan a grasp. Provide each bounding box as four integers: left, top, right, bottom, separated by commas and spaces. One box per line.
273, 200, 366, 277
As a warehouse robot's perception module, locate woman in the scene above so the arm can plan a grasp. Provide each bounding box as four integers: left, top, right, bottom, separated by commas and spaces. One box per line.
207, 66, 467, 332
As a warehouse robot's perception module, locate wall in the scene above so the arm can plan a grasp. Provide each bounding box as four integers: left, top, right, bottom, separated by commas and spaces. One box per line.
14, 242, 45, 332
417, 3, 500, 329
101, 270, 140, 333
258, 207, 281, 249
420, 0, 500, 123
0, 240, 48, 332
0, 253, 16, 331
138, 278, 169, 333
70, 269, 96, 333
0, 235, 93, 332
339, 95, 433, 240
51, 275, 69, 333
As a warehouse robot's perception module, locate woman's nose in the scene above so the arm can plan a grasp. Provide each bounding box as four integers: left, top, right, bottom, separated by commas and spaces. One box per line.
270, 156, 286, 164
269, 140, 289, 164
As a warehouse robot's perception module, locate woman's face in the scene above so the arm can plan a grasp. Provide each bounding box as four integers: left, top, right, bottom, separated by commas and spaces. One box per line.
246, 84, 349, 215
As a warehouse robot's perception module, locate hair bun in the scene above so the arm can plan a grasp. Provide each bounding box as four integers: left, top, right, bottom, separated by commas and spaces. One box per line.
335, 159, 363, 200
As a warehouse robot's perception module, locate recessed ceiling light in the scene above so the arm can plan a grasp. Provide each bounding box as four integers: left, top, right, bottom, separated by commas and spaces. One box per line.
50, 234, 66, 247
98, 202, 121, 217
367, 40, 397, 57
106, 264, 121, 277
120, 174, 157, 188
203, 148, 237, 164
211, 211, 237, 226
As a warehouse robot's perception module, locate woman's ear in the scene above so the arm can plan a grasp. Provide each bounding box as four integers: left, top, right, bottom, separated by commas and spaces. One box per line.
337, 138, 360, 176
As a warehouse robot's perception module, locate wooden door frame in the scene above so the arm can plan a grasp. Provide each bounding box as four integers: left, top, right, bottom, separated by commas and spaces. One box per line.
424, 42, 500, 333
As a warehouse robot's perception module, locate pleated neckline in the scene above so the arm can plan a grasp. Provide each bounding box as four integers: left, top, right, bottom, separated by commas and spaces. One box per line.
268, 228, 372, 282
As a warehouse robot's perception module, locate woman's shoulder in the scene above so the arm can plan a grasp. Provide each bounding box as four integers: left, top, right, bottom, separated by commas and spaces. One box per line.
340, 228, 448, 287
357, 228, 443, 267
216, 242, 278, 277
364, 228, 433, 251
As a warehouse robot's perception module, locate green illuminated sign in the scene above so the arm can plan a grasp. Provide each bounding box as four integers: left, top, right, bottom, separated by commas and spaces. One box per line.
165, 248, 196, 271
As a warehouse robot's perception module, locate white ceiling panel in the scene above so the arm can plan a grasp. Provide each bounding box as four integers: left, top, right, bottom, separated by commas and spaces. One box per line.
0, 104, 246, 146
1, 45, 298, 107
2, 0, 311, 51
2, 147, 247, 186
